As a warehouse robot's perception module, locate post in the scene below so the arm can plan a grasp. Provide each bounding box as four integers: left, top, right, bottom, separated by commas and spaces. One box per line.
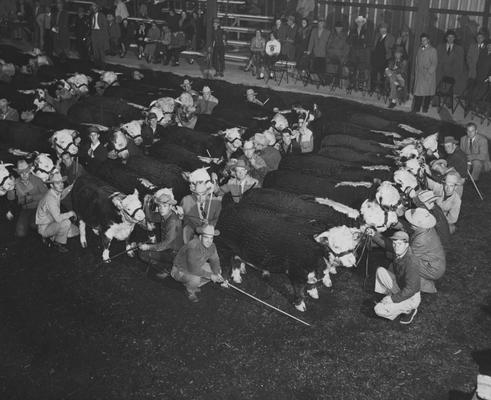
206, 0, 218, 49
483, 0, 491, 34
410, 0, 430, 92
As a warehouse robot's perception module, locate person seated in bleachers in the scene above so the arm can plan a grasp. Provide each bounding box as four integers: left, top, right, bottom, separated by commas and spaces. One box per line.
385, 46, 409, 108
168, 27, 186, 66
145, 20, 160, 63
264, 31, 281, 80
245, 29, 266, 78
156, 23, 171, 64
107, 13, 121, 56
135, 22, 147, 60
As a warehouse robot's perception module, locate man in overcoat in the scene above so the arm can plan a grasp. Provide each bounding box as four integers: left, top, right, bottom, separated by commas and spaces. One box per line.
413, 33, 438, 113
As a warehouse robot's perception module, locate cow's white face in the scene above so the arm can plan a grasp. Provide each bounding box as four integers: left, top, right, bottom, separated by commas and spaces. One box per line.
375, 181, 401, 209
113, 189, 145, 222
112, 130, 130, 161
67, 74, 91, 95
121, 120, 143, 146
405, 158, 422, 175
422, 132, 438, 152
271, 113, 288, 131
314, 225, 357, 268
399, 144, 419, 160
184, 168, 214, 195
393, 168, 418, 193
360, 199, 397, 233
150, 97, 175, 127
0, 164, 15, 196
51, 129, 80, 156
32, 153, 56, 182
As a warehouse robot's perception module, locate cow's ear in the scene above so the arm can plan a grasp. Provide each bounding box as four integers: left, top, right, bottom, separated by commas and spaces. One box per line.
133, 188, 139, 197
111, 193, 123, 209
181, 171, 190, 182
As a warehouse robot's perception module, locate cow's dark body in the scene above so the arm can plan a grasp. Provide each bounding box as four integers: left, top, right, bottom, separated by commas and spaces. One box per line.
161, 126, 225, 158
0, 121, 52, 153
149, 142, 205, 172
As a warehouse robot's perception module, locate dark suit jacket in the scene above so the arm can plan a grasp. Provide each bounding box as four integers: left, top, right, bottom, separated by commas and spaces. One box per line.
91, 12, 109, 49
466, 42, 487, 80
460, 134, 490, 166
372, 33, 395, 60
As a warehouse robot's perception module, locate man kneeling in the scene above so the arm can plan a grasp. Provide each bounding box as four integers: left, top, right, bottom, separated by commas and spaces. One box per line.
171, 225, 224, 302
374, 231, 421, 324
35, 171, 78, 253
138, 189, 183, 279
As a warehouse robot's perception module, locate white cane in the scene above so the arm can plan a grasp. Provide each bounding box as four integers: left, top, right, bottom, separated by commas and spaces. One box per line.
467, 164, 484, 200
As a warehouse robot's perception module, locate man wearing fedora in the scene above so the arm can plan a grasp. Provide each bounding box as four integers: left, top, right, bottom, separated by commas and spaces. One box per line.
460, 122, 491, 182
240, 140, 268, 185
413, 189, 451, 249
36, 170, 78, 253
371, 22, 395, 92
245, 88, 265, 107
138, 189, 183, 279
0, 96, 19, 121
405, 208, 446, 293
7, 159, 48, 237
373, 230, 421, 324
196, 86, 219, 115
171, 224, 224, 302
82, 127, 108, 169
217, 159, 260, 203
443, 135, 468, 179
430, 158, 464, 198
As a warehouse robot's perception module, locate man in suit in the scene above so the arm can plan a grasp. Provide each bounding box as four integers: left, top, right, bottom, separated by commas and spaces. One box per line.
307, 19, 330, 86
51, 0, 69, 58
466, 31, 487, 83
460, 122, 491, 181
436, 30, 466, 95
90, 2, 109, 68
371, 22, 395, 91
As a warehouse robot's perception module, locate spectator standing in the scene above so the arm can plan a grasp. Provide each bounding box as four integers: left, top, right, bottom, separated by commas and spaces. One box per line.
436, 30, 466, 95
371, 22, 395, 91
166, 8, 179, 32
273, 18, 288, 56
413, 33, 437, 113
107, 13, 121, 56
467, 32, 487, 83
211, 18, 226, 77
51, 0, 69, 58
179, 11, 195, 48
90, 2, 109, 68
32, 1, 45, 49
191, 10, 202, 50
326, 21, 349, 79
283, 15, 297, 61
138, 0, 148, 19
395, 25, 412, 60
308, 19, 331, 87
348, 15, 371, 83
114, 0, 128, 23
156, 23, 171, 64
73, 7, 90, 59
295, 18, 311, 75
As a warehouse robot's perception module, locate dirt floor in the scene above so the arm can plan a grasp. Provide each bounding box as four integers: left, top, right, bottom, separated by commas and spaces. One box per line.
0, 175, 490, 400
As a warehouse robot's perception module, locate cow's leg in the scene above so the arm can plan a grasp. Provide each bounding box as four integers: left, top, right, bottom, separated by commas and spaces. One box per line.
289, 274, 307, 312
79, 220, 87, 248
322, 257, 333, 287
324, 256, 337, 275
102, 235, 112, 262
305, 271, 319, 299
231, 255, 242, 284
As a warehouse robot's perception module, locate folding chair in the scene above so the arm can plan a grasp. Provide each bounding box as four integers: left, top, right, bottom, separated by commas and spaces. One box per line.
435, 76, 455, 112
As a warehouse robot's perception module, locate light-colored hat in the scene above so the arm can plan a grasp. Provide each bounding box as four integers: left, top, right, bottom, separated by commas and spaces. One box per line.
430, 159, 447, 170
201, 86, 212, 93
154, 190, 177, 205
253, 133, 268, 147
445, 172, 464, 185
196, 224, 220, 236
405, 208, 436, 229
417, 190, 439, 206
263, 130, 277, 146
246, 88, 257, 97
188, 167, 211, 183
233, 159, 249, 171
243, 140, 255, 150
389, 230, 409, 242
46, 170, 67, 184
14, 160, 31, 174
355, 15, 367, 24
180, 79, 192, 88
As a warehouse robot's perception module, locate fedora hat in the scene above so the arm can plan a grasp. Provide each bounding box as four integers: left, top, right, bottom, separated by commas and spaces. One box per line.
154, 192, 177, 205
201, 86, 212, 93
405, 208, 436, 229
14, 159, 31, 174
246, 88, 257, 97
232, 159, 249, 171
417, 189, 439, 207
180, 79, 192, 88
443, 136, 458, 145
243, 140, 255, 150
389, 230, 409, 242
430, 158, 448, 170
46, 170, 67, 184
355, 15, 367, 24
196, 224, 220, 237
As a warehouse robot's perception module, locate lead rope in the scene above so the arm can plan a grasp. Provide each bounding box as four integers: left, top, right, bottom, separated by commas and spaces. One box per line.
363, 236, 373, 291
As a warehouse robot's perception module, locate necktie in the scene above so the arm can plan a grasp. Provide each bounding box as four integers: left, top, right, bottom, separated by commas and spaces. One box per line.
470, 138, 474, 153
447, 45, 451, 55
88, 148, 94, 158
199, 202, 207, 219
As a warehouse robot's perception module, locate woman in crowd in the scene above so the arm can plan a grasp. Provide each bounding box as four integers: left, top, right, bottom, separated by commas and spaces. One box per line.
245, 29, 266, 78
264, 31, 281, 80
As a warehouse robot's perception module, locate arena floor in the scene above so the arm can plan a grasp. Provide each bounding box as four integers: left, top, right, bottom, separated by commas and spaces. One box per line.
1, 41, 491, 400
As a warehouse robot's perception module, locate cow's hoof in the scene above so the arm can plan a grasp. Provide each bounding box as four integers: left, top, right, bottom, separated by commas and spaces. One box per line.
323, 277, 332, 288
81, 240, 87, 249
239, 262, 246, 274
329, 266, 337, 275
231, 269, 242, 284
307, 287, 319, 299
103, 258, 111, 264
295, 301, 306, 312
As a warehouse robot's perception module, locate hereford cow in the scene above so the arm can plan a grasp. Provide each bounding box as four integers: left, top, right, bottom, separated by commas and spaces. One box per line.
50, 129, 80, 157
72, 175, 146, 262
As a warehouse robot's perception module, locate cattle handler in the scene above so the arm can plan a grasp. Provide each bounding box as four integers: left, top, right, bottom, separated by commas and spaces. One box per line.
171, 225, 224, 302
138, 189, 183, 279
373, 230, 421, 324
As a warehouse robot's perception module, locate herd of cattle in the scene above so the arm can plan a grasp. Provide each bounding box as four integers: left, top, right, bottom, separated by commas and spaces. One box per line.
0, 45, 467, 311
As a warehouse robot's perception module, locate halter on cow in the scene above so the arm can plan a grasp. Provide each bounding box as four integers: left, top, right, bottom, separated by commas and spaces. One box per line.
0, 163, 15, 196
32, 153, 56, 182
50, 129, 80, 157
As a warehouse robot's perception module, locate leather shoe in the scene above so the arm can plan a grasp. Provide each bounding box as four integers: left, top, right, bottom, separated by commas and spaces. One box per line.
53, 242, 69, 253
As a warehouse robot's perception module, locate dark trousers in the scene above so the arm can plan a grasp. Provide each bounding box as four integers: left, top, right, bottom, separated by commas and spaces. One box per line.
91, 31, 106, 67
76, 38, 88, 59
212, 45, 225, 73
371, 63, 387, 90
15, 208, 37, 238
313, 57, 326, 84
412, 95, 432, 112
168, 46, 185, 63
138, 248, 176, 272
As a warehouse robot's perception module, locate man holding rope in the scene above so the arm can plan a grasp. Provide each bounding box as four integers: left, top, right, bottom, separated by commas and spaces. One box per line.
171, 225, 224, 302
